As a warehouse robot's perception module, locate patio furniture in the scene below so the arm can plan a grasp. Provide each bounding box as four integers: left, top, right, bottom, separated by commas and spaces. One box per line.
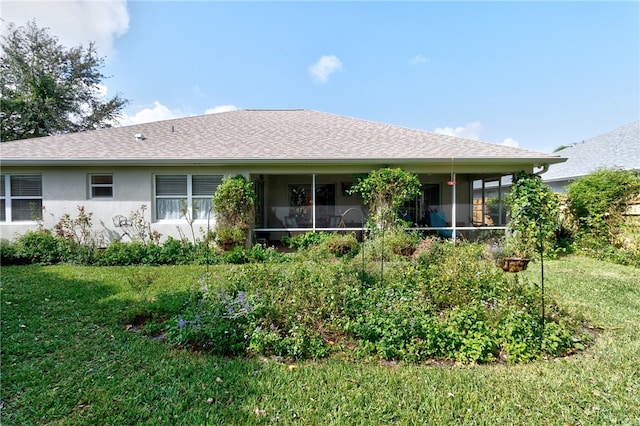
429, 211, 461, 238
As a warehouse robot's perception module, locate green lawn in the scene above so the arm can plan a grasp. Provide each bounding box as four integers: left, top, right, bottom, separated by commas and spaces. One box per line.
2, 257, 639, 425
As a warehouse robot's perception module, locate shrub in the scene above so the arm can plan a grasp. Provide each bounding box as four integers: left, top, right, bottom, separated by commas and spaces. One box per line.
384, 230, 420, 256
568, 169, 640, 253
162, 241, 589, 364
0, 239, 26, 265
16, 230, 63, 264
97, 241, 154, 266
212, 175, 256, 235
322, 233, 360, 257
215, 226, 247, 250
283, 231, 332, 250
506, 171, 560, 258
159, 237, 195, 264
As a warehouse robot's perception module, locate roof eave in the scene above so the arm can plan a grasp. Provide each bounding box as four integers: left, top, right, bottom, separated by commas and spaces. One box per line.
0, 156, 566, 167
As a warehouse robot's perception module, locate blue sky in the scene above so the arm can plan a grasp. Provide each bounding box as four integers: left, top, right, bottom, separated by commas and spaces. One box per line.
2, 1, 639, 152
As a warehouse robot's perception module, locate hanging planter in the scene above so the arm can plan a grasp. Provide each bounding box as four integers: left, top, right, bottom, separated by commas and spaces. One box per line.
498, 257, 530, 273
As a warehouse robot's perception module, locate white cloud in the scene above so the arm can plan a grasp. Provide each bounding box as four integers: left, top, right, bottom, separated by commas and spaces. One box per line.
0, 0, 129, 58
205, 105, 238, 114
408, 54, 430, 65
501, 137, 519, 148
434, 122, 483, 140
308, 55, 343, 83
118, 101, 181, 126
117, 102, 239, 126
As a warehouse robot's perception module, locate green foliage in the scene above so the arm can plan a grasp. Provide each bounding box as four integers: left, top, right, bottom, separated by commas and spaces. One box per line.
215, 225, 246, 249
97, 241, 156, 266
349, 168, 421, 229
212, 175, 256, 232
165, 241, 587, 364
283, 231, 332, 250
287, 232, 361, 259
0, 21, 128, 142
166, 263, 349, 359
0, 239, 25, 265
53, 205, 100, 264
158, 237, 195, 264
322, 233, 361, 257
384, 230, 421, 256
2, 259, 638, 424
567, 169, 640, 246
506, 171, 560, 258
15, 230, 62, 264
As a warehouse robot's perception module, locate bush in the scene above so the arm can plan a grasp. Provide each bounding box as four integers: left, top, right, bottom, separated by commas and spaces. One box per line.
567, 169, 640, 265
323, 233, 360, 257
97, 241, 161, 266
16, 230, 63, 264
283, 231, 332, 250
567, 169, 640, 234
0, 239, 26, 265
163, 241, 588, 364
166, 263, 349, 359
159, 237, 194, 264
506, 171, 560, 259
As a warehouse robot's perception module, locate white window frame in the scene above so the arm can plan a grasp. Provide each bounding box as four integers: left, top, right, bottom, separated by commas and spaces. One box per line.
1, 174, 43, 222
89, 174, 114, 199
154, 174, 222, 221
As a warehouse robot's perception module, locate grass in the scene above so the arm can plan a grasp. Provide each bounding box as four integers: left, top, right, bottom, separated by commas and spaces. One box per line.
1, 257, 639, 425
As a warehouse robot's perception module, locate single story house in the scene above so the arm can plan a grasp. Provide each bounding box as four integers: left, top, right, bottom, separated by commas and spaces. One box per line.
0, 109, 566, 244
543, 120, 640, 193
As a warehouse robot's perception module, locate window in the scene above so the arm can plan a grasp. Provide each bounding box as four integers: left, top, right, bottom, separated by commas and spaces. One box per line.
472, 176, 509, 226
89, 174, 113, 199
1, 175, 43, 222
154, 174, 222, 220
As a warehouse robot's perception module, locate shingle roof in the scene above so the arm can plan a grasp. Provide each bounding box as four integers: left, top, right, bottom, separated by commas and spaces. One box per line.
1, 109, 564, 166
543, 120, 640, 182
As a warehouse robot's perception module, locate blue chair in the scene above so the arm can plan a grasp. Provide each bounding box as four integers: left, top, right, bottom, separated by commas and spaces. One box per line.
429, 211, 461, 238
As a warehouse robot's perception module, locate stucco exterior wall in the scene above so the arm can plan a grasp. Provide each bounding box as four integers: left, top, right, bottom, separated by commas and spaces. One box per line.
0, 166, 238, 243
2, 163, 522, 243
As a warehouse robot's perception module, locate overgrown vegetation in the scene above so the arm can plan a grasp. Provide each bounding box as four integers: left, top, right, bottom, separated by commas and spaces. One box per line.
3, 257, 639, 424
506, 171, 560, 259
159, 238, 589, 364
211, 175, 256, 249
349, 168, 422, 229
565, 169, 640, 266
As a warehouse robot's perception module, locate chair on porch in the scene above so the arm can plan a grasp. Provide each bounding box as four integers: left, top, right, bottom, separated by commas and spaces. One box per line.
429, 211, 461, 239
284, 216, 298, 228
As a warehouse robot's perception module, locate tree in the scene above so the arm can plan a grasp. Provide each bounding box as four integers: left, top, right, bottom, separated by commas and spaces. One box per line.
506, 171, 559, 258
212, 175, 256, 248
0, 21, 128, 142
349, 168, 421, 229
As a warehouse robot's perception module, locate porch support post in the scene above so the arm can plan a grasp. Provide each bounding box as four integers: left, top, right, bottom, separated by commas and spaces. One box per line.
312, 173, 316, 231
451, 172, 457, 242
482, 179, 486, 226
497, 176, 503, 226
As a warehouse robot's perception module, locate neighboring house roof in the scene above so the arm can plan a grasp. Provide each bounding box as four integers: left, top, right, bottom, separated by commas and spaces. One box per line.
543, 120, 640, 183
1, 109, 564, 167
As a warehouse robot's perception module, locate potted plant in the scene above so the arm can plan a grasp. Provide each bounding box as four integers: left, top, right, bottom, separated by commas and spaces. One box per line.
212, 175, 256, 251
215, 226, 246, 251
487, 237, 530, 273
